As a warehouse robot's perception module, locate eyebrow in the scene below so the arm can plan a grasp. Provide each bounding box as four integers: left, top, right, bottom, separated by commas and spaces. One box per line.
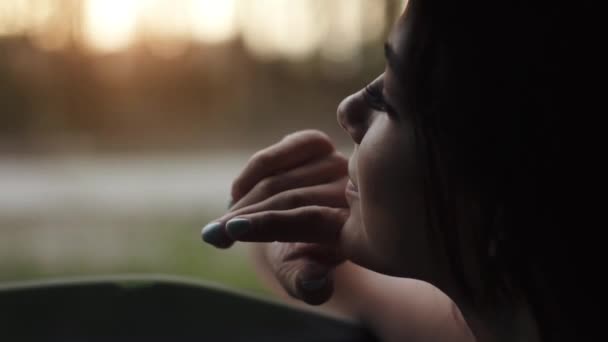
382, 42, 404, 116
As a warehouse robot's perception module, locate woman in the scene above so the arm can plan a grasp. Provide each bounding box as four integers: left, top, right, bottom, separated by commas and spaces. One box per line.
203, 1, 589, 341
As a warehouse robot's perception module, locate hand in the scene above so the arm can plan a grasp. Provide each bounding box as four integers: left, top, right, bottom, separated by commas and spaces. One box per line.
202, 130, 349, 305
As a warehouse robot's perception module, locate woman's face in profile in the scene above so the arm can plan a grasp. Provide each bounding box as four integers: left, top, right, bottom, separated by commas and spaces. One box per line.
337, 4, 455, 288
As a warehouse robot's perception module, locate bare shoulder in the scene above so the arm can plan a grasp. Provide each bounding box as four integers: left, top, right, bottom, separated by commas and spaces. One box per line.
322, 262, 476, 342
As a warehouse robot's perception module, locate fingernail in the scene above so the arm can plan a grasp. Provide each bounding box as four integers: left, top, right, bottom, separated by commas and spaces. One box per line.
225, 218, 251, 239
300, 277, 328, 292
201, 222, 232, 248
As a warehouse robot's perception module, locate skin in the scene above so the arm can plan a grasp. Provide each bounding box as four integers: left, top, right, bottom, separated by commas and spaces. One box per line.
202, 130, 475, 342
201, 3, 539, 341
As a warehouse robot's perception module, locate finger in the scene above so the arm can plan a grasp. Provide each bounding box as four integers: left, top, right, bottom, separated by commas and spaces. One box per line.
267, 243, 342, 305
276, 257, 336, 306
224, 206, 348, 244
230, 130, 334, 203
204, 180, 347, 249
223, 179, 348, 222
201, 221, 234, 249
230, 153, 347, 211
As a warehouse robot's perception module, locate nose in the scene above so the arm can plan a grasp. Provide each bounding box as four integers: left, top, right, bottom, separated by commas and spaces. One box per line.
337, 91, 370, 144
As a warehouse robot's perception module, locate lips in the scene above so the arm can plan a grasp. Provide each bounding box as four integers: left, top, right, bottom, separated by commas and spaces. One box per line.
346, 156, 359, 197
345, 179, 359, 201
347, 179, 358, 192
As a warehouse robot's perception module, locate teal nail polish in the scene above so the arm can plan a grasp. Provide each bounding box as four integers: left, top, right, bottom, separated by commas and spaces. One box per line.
300, 277, 328, 292
226, 218, 251, 239
201, 222, 232, 248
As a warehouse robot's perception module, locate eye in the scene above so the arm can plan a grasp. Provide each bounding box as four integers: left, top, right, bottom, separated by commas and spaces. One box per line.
363, 80, 398, 117
363, 82, 387, 112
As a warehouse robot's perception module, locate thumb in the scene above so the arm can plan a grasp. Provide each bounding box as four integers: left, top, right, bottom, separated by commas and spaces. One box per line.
277, 257, 335, 306
266, 242, 343, 306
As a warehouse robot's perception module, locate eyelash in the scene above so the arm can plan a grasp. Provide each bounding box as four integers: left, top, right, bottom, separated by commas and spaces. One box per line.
363, 83, 394, 116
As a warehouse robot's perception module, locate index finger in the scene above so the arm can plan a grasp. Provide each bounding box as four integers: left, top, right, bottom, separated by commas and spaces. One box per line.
224, 206, 348, 244
230, 130, 334, 202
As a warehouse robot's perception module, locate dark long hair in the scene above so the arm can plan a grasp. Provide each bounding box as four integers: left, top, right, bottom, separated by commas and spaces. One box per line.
400, 1, 593, 340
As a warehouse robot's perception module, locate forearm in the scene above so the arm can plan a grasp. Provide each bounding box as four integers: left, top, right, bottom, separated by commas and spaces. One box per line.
249, 243, 357, 320
250, 244, 475, 342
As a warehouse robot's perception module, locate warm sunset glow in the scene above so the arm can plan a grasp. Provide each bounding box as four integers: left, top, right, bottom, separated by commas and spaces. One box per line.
240, 0, 325, 60
83, 0, 141, 53
0, 1, 30, 36
320, 0, 364, 63
0, 0, 392, 61
190, 0, 238, 44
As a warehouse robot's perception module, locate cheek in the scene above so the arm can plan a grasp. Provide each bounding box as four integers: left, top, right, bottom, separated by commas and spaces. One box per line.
356, 117, 430, 275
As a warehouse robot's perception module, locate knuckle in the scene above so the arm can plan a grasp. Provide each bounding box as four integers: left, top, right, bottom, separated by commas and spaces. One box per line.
282, 191, 306, 208
250, 150, 272, 167
232, 150, 274, 197
307, 132, 334, 151
303, 206, 324, 222
302, 129, 331, 143
275, 262, 301, 298
290, 130, 334, 151
230, 180, 240, 197
258, 176, 279, 196
230, 178, 246, 200
262, 210, 282, 225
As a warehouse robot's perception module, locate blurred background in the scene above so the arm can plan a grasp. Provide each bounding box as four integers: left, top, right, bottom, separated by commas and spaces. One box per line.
1, 0, 403, 295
